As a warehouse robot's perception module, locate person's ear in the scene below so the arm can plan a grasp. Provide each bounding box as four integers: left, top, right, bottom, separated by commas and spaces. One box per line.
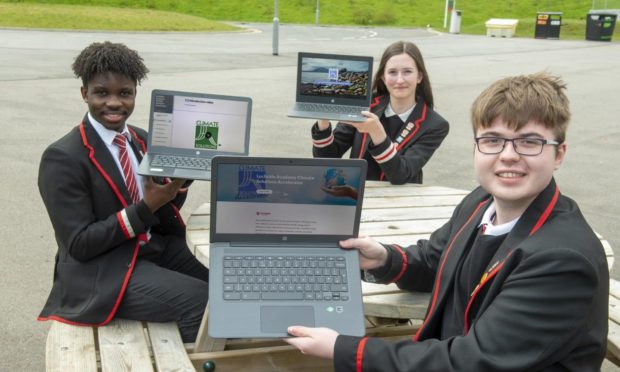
554, 142, 567, 170
80, 86, 88, 103
417, 72, 423, 84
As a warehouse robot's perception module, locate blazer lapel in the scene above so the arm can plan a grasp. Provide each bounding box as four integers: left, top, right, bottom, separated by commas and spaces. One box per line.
483, 178, 560, 276
415, 197, 491, 340
434, 198, 490, 304
80, 116, 134, 206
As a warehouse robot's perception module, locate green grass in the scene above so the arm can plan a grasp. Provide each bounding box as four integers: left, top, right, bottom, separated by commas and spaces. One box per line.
0, 0, 618, 40
0, 2, 239, 31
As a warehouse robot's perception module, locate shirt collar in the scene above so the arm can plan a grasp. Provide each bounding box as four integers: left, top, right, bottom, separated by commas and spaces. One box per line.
384, 103, 415, 122
88, 112, 130, 146
479, 201, 519, 236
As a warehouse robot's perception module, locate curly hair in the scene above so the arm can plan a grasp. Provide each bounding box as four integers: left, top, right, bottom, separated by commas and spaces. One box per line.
72, 41, 149, 87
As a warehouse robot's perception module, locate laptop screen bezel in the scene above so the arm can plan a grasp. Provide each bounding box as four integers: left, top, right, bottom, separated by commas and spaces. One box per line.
295, 52, 374, 107
209, 156, 368, 244
145, 89, 252, 157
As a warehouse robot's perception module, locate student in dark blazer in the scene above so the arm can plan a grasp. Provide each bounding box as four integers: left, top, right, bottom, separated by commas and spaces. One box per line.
311, 41, 449, 184
287, 73, 609, 371
37, 42, 209, 342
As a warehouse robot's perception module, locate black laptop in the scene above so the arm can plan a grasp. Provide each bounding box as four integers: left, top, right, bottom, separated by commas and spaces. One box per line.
288, 52, 373, 122
137, 90, 252, 181
208, 156, 368, 338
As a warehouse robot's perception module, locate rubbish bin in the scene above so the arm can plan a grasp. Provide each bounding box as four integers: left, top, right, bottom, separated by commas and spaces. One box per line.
535, 12, 562, 39
586, 12, 617, 41
449, 9, 462, 34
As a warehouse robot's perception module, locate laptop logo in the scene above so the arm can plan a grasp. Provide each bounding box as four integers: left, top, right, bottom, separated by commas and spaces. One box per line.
195, 120, 219, 149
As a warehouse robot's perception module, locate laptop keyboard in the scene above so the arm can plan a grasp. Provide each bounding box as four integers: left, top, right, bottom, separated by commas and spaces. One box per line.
151, 155, 211, 170
297, 103, 364, 115
222, 255, 350, 301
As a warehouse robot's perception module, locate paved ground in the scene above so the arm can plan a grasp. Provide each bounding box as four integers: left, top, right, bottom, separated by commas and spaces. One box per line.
1, 23, 618, 371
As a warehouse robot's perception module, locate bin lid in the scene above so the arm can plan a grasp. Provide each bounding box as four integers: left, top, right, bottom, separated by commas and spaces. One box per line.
537, 11, 563, 15
485, 18, 519, 26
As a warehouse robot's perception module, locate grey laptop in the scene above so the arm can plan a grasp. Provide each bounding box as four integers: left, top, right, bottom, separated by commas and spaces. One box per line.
288, 52, 373, 122
208, 156, 367, 338
137, 90, 252, 181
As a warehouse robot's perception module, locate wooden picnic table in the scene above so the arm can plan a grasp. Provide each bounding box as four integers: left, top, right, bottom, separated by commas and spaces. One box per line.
45, 181, 617, 371
186, 180, 615, 328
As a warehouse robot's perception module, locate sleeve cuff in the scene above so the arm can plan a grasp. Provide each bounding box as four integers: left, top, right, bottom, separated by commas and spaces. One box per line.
334, 335, 367, 372
365, 244, 406, 283
369, 139, 397, 164
125, 200, 159, 235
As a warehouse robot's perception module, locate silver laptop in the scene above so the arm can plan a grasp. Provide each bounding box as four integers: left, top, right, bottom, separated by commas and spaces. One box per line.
208, 156, 367, 338
137, 90, 252, 181
288, 52, 373, 122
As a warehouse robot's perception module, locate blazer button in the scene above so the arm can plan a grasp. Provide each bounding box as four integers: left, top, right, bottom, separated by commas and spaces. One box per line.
127, 262, 132, 268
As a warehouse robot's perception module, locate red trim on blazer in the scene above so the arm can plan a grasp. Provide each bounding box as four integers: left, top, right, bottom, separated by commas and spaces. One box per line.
389, 244, 408, 283
530, 185, 559, 236
358, 133, 368, 159
128, 127, 147, 154
170, 203, 186, 228
356, 337, 369, 372
374, 143, 397, 163
414, 198, 491, 341
37, 239, 142, 326
116, 211, 132, 239
396, 103, 426, 151
463, 251, 514, 333
357, 96, 383, 159
462, 184, 558, 333
378, 103, 427, 181
314, 136, 334, 146
75, 121, 141, 324
80, 122, 128, 209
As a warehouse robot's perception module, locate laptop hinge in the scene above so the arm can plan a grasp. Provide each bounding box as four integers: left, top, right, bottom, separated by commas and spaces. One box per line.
230, 242, 337, 248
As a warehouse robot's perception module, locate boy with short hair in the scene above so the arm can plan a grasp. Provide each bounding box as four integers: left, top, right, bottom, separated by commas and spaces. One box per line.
38, 41, 209, 342
286, 73, 609, 371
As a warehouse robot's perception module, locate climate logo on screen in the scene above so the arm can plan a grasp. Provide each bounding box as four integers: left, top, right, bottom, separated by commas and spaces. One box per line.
236, 165, 268, 200
195, 120, 219, 149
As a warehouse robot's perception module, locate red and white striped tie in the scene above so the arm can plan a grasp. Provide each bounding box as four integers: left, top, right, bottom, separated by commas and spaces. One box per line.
113, 134, 140, 203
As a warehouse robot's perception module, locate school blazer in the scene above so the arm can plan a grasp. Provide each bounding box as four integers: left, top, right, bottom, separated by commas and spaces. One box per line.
37, 115, 188, 326
311, 95, 449, 184
335, 179, 609, 371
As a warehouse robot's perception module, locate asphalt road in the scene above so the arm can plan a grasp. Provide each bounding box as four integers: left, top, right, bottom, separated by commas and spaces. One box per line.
1, 23, 618, 371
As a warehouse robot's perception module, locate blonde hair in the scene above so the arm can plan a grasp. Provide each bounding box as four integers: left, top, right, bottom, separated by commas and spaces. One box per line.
471, 73, 570, 143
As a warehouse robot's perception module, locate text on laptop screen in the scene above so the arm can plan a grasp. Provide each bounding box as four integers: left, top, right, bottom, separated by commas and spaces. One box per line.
215, 163, 363, 236
300, 57, 370, 100
150, 93, 248, 152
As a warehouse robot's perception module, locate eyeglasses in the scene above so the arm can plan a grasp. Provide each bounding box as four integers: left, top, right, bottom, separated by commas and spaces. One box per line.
474, 137, 560, 156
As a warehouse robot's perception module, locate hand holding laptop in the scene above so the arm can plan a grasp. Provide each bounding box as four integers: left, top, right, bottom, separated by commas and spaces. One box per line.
143, 177, 187, 213
343, 111, 389, 145
285, 326, 338, 359
339, 236, 389, 271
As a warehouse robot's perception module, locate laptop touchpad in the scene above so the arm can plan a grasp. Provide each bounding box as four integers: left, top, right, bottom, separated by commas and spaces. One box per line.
260, 306, 315, 333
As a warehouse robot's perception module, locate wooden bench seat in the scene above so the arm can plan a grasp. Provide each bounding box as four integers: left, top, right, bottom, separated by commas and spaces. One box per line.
46, 319, 193, 372
606, 279, 620, 367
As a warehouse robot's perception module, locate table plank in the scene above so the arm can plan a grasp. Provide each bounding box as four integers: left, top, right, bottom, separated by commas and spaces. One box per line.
361, 206, 455, 222
363, 195, 466, 209
46, 321, 97, 372
98, 319, 154, 372
147, 322, 194, 372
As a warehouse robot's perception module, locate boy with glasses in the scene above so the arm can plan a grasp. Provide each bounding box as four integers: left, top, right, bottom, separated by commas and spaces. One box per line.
286, 73, 609, 371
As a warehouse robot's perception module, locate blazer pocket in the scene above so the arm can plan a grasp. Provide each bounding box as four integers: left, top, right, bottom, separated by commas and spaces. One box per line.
57, 261, 99, 315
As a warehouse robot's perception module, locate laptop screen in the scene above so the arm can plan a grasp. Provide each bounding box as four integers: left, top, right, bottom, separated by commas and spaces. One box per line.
296, 53, 373, 106
148, 90, 251, 154
211, 157, 367, 242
